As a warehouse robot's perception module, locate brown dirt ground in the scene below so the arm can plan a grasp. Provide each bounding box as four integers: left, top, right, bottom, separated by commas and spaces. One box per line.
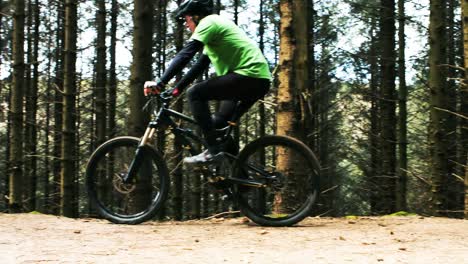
1, 213, 467, 264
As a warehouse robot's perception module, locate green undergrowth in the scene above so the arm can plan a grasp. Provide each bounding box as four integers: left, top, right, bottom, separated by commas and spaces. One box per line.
344, 211, 418, 220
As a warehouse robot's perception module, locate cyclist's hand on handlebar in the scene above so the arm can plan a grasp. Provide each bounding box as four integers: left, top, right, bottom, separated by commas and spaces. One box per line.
171, 87, 181, 97
160, 87, 181, 98
144, 80, 165, 96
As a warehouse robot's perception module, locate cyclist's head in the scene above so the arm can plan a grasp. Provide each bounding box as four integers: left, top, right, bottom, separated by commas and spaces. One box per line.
174, 0, 213, 20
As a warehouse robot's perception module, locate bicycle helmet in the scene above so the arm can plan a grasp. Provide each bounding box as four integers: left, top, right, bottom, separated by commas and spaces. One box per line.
174, 0, 213, 18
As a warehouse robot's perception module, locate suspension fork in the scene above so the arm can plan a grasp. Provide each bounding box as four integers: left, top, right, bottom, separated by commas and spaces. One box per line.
122, 127, 156, 183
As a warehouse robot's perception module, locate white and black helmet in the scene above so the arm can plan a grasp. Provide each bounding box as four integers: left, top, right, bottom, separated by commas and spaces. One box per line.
174, 0, 213, 18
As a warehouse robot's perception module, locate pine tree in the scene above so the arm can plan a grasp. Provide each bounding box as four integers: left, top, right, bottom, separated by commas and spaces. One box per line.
397, 0, 408, 212
276, 0, 310, 210
94, 0, 107, 147
8, 0, 25, 213
428, 0, 449, 216
375, 0, 397, 214
60, 0, 79, 217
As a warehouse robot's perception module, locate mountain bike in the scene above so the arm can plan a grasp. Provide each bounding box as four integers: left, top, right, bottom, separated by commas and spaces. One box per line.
85, 89, 321, 226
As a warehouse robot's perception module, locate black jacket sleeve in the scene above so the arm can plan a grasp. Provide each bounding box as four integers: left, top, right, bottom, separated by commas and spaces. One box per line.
174, 54, 211, 91
159, 39, 204, 84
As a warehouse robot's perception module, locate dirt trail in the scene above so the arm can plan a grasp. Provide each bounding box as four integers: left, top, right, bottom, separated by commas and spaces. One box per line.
1, 213, 467, 263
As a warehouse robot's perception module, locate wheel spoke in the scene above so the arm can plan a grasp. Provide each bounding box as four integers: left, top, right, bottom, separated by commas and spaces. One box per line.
233, 136, 320, 226
86, 137, 169, 224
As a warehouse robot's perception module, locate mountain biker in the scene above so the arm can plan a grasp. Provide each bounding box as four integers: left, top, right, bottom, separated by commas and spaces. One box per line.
144, 0, 271, 164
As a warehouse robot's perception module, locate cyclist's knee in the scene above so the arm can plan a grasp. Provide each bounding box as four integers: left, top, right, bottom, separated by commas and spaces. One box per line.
186, 86, 199, 102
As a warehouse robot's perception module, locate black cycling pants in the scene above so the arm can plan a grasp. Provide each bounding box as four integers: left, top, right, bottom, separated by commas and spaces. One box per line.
186, 72, 270, 144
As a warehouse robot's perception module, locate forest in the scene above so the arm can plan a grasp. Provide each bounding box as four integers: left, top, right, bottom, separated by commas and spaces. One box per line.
0, 0, 467, 221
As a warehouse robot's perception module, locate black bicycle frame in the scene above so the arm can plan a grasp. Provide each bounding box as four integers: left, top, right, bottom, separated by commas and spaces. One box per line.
123, 96, 267, 188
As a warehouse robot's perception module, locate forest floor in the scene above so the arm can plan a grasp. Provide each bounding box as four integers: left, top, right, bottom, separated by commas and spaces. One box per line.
0, 213, 467, 264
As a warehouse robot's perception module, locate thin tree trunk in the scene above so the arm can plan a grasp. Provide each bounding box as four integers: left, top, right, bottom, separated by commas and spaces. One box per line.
465, 154, 468, 219
173, 0, 184, 221
446, 0, 462, 217
60, 0, 78, 217
8, 0, 25, 213
155, 0, 168, 220
396, 0, 408, 212
369, 17, 380, 213
53, 0, 65, 215
95, 0, 107, 147
24, 0, 34, 212
108, 0, 118, 139
460, 0, 468, 219
376, 0, 397, 214
24, 0, 40, 212
43, 12, 54, 213
429, 0, 448, 216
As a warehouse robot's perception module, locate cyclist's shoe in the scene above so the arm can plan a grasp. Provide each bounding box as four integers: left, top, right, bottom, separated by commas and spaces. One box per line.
183, 149, 224, 164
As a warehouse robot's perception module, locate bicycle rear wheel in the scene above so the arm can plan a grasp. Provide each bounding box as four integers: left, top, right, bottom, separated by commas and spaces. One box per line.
232, 135, 320, 226
86, 136, 169, 224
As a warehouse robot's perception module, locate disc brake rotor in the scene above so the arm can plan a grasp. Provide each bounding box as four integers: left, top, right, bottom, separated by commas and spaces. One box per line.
113, 173, 136, 194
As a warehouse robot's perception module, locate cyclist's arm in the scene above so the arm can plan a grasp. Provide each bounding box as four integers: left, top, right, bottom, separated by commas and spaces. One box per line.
174, 54, 210, 92
159, 39, 204, 84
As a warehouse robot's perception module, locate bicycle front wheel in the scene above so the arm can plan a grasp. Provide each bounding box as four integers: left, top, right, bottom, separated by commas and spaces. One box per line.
232, 135, 320, 226
86, 136, 170, 224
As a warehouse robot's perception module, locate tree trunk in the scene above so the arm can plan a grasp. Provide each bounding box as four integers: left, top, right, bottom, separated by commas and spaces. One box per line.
60, 0, 78, 218
369, 17, 381, 213
53, 0, 65, 215
24, 0, 40, 212
8, 0, 25, 213
396, 0, 408, 212
43, 11, 54, 213
445, 0, 461, 218
154, 0, 168, 221
429, 0, 448, 216
108, 0, 118, 139
94, 0, 107, 147
172, 0, 184, 221
461, 0, 468, 219
465, 154, 468, 219
375, 0, 397, 215
129, 0, 153, 137
276, 0, 309, 211
129, 0, 154, 210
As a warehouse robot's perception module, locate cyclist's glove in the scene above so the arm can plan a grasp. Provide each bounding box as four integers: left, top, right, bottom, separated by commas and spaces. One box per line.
143, 80, 165, 96
171, 87, 181, 97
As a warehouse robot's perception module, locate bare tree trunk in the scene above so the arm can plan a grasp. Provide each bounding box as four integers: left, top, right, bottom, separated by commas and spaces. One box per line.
446, 0, 463, 218
53, 0, 65, 215
94, 0, 107, 147
276, 0, 309, 211
43, 11, 54, 213
60, 0, 78, 217
369, 17, 381, 213
8, 0, 25, 213
396, 0, 408, 212
129, 0, 153, 137
461, 0, 468, 219
129, 0, 154, 209
172, 0, 184, 221
375, 0, 397, 214
108, 0, 118, 139
429, 0, 448, 216
24, 0, 40, 212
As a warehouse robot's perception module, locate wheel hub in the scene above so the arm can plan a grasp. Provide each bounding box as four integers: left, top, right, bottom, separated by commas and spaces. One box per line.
113, 173, 136, 194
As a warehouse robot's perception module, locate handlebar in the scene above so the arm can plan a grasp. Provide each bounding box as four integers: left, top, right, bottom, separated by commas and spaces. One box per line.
143, 88, 175, 113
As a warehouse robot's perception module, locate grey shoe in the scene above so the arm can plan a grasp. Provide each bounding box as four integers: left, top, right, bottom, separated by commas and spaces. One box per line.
183, 150, 215, 164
